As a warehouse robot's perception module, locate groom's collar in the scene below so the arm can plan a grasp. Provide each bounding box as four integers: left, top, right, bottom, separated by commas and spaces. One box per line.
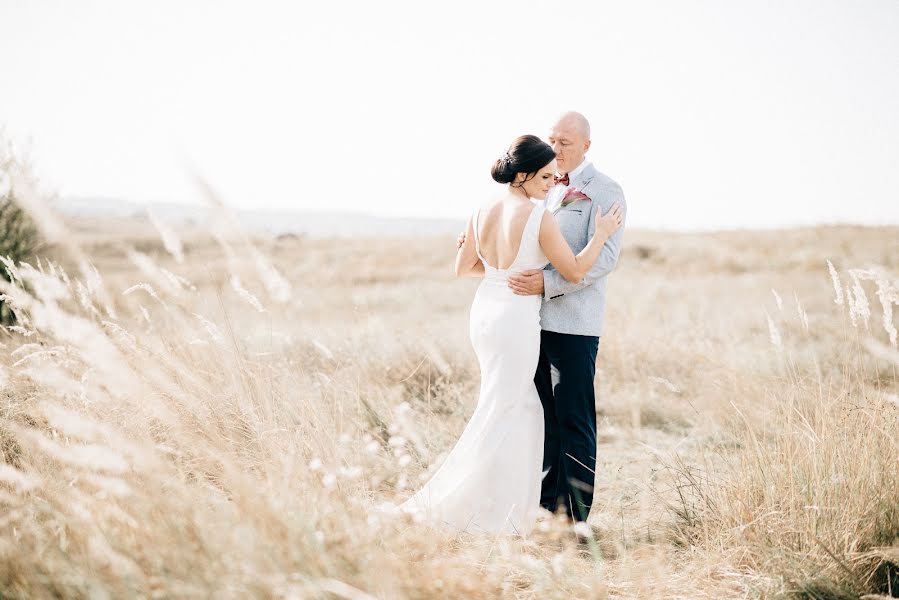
567, 158, 591, 185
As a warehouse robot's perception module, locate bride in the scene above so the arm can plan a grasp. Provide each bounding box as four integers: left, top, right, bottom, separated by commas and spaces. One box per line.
399, 134, 622, 535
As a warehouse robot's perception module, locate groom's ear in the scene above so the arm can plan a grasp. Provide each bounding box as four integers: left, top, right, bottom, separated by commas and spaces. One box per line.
583, 139, 591, 154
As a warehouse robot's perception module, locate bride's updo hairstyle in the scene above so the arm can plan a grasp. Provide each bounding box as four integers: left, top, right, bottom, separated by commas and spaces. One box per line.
491, 135, 556, 186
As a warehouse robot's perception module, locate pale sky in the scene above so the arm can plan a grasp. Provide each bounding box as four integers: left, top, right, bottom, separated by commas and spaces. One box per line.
2, 0, 898, 230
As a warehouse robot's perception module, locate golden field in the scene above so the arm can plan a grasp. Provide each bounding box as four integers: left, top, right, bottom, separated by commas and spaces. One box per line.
0, 202, 897, 599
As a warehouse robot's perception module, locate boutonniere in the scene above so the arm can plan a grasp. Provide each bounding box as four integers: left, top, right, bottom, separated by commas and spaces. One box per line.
553, 187, 591, 214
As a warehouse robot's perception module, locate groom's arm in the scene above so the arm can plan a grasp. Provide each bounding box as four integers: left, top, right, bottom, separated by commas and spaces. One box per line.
542, 183, 626, 300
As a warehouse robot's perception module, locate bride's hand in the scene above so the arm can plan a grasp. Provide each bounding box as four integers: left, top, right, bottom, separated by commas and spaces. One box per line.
595, 202, 623, 238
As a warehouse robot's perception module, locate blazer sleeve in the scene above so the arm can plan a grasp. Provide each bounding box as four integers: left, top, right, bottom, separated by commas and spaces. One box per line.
543, 180, 627, 300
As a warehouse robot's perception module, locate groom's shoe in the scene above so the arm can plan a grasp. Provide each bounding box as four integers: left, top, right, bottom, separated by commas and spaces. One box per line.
571, 521, 602, 559
570, 521, 620, 560
544, 496, 571, 518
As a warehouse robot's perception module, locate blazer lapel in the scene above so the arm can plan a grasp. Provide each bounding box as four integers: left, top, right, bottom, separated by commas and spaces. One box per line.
573, 163, 597, 191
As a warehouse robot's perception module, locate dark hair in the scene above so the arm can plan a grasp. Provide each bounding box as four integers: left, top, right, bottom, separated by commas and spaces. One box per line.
491, 135, 556, 185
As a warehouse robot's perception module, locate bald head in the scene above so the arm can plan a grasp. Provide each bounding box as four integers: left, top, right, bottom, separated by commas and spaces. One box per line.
556, 111, 591, 139
548, 111, 591, 176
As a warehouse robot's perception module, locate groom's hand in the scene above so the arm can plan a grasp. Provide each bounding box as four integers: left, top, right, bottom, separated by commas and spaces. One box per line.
508, 270, 544, 296
456, 231, 466, 249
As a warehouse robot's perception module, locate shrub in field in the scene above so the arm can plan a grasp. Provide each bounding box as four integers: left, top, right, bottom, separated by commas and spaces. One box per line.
0, 140, 41, 325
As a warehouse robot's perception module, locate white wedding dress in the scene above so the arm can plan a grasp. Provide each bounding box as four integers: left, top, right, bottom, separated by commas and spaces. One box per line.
400, 203, 549, 535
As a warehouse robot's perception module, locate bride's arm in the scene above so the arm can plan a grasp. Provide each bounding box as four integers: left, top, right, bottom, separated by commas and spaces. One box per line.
538, 203, 622, 283
455, 215, 484, 277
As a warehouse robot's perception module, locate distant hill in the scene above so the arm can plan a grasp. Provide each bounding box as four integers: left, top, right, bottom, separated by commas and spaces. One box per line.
51, 197, 465, 238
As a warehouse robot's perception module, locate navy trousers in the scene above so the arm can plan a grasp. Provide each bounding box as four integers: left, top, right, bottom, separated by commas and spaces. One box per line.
534, 330, 599, 522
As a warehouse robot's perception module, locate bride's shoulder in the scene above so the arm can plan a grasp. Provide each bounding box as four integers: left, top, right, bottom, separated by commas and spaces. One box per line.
476, 194, 509, 215
476, 194, 537, 220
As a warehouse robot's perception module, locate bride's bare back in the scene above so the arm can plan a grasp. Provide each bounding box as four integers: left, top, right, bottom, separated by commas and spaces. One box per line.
475, 195, 536, 270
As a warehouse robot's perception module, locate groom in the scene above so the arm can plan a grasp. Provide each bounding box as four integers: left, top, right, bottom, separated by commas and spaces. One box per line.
508, 111, 627, 523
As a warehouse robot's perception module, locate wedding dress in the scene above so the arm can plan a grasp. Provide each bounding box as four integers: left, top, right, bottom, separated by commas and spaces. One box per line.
400, 203, 549, 535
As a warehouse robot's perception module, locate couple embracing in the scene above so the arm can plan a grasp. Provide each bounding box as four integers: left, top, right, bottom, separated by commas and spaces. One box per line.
400, 111, 626, 535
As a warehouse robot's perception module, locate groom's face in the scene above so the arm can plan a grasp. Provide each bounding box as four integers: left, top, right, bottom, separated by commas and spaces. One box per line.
548, 120, 590, 176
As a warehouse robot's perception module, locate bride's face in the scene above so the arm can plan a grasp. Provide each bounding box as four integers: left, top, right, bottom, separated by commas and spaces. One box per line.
516, 159, 557, 200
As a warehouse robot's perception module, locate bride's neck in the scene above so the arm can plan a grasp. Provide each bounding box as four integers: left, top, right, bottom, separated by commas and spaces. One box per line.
508, 185, 530, 201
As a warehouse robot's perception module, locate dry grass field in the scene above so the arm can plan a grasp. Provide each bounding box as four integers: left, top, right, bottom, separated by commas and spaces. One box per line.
0, 197, 897, 598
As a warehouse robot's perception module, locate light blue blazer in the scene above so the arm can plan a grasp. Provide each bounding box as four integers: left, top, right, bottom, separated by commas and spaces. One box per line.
539, 163, 626, 337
